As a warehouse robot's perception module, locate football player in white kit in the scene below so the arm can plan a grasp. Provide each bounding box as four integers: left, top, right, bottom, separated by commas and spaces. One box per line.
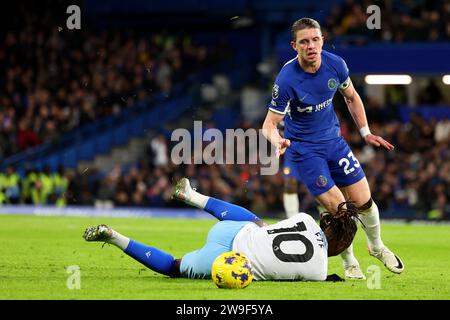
84, 178, 358, 282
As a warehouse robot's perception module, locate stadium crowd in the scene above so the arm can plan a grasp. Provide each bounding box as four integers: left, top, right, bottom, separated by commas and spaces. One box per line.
2, 111, 448, 221
0, 1, 448, 221
0, 5, 230, 161
323, 0, 450, 45
2, 1, 449, 161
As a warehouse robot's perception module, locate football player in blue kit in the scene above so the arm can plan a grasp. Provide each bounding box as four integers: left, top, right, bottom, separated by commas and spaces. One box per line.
262, 18, 404, 279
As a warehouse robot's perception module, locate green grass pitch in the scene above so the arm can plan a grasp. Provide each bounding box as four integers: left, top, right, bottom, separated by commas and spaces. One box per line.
0, 214, 449, 300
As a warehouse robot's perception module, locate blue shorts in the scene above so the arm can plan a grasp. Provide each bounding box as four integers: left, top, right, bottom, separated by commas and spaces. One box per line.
283, 137, 365, 196
180, 220, 251, 279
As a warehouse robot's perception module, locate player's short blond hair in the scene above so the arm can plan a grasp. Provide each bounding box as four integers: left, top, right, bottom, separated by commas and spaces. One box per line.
291, 18, 322, 41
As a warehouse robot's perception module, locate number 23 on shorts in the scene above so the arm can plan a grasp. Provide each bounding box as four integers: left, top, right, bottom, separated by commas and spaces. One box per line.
338, 151, 361, 175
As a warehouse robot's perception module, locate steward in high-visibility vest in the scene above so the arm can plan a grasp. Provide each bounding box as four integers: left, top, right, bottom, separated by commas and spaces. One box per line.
32, 167, 53, 205
22, 169, 38, 204
53, 166, 69, 207
4, 166, 20, 204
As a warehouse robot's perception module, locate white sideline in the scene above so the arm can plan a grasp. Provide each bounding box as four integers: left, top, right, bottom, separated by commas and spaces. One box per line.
0, 205, 448, 224
0, 204, 212, 219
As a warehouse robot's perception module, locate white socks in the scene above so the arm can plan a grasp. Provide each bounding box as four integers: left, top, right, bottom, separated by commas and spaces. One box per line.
340, 200, 384, 267
108, 230, 130, 251
186, 187, 209, 209
340, 243, 360, 268
283, 193, 299, 218
358, 201, 384, 252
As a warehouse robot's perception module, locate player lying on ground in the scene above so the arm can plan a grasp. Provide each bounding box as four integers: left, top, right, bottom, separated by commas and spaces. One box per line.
84, 178, 363, 281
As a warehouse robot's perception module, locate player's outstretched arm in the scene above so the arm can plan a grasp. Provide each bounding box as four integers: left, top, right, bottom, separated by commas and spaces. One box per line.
339, 80, 394, 151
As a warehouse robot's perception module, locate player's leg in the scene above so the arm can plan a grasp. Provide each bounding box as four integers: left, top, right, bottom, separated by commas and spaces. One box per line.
340, 178, 405, 274
283, 176, 299, 218
282, 150, 300, 218
329, 138, 404, 274
322, 140, 370, 279
315, 185, 347, 213
339, 177, 383, 250
171, 178, 266, 226
83, 225, 180, 277
295, 152, 365, 280
180, 220, 250, 279
314, 185, 365, 279
334, 187, 365, 278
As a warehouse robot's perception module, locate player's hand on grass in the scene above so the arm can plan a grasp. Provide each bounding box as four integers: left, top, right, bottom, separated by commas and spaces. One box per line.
276, 138, 291, 158
364, 134, 394, 151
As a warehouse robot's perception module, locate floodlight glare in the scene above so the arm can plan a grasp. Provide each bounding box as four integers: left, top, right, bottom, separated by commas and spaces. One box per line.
364, 75, 412, 85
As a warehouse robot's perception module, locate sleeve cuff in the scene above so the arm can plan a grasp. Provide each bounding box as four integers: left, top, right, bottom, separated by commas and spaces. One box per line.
268, 107, 286, 115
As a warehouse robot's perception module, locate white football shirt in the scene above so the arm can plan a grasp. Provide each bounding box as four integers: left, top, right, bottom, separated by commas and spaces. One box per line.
232, 213, 328, 281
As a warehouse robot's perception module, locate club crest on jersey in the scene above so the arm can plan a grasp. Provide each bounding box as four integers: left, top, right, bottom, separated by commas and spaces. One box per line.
316, 175, 328, 187
283, 167, 291, 175
272, 84, 279, 99
327, 78, 337, 90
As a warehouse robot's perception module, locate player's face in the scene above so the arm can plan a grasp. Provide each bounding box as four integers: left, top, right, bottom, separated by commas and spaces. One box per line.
291, 28, 323, 64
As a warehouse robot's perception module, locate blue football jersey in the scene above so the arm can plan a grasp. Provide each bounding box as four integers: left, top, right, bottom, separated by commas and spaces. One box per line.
268, 50, 351, 142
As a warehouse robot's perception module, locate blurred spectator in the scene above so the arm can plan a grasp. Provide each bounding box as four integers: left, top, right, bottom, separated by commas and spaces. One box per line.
0, 166, 20, 204
323, 0, 449, 45
150, 134, 169, 167
16, 119, 41, 151
418, 79, 445, 105
0, 6, 232, 160
435, 119, 450, 143
240, 83, 267, 125
1, 112, 448, 221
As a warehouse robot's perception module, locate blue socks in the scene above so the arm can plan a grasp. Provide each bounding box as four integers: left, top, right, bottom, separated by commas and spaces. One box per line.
204, 197, 261, 223
124, 240, 178, 277
121, 197, 261, 277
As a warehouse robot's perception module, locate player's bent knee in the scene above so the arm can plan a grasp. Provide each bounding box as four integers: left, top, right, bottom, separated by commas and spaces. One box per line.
254, 220, 269, 228
170, 259, 182, 278
357, 198, 373, 214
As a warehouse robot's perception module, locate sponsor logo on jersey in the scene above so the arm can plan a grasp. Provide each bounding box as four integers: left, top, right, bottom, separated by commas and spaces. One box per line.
272, 84, 279, 99
328, 78, 337, 90
315, 175, 328, 187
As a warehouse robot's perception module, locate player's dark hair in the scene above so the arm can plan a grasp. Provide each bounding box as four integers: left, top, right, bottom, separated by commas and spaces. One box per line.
291, 18, 321, 41
319, 202, 360, 257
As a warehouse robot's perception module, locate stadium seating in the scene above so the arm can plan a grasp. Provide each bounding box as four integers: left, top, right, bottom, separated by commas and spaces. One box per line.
0, 0, 448, 221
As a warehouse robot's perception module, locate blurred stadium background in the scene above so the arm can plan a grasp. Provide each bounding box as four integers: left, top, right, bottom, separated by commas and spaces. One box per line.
0, 0, 449, 221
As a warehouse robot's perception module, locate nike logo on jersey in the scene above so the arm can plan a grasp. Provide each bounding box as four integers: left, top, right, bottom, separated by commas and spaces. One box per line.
297, 98, 332, 113
299, 93, 309, 101
220, 211, 228, 218
297, 106, 313, 113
